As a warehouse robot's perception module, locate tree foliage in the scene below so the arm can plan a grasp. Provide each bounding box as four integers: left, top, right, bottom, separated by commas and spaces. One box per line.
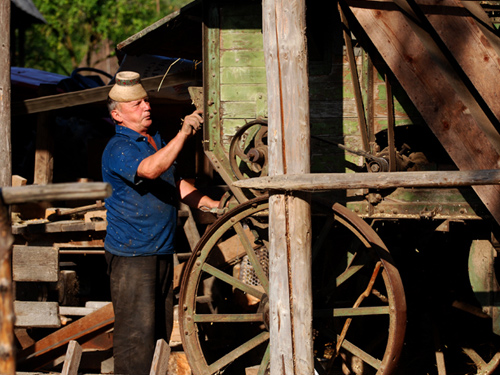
24, 0, 191, 75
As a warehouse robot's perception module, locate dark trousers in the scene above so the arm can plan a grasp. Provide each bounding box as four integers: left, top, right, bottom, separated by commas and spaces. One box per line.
105, 252, 174, 375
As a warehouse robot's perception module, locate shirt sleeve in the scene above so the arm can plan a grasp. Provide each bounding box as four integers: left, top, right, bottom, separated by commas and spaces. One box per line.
106, 138, 144, 185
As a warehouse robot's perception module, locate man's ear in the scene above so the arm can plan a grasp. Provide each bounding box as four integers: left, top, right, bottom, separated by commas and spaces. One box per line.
111, 109, 121, 124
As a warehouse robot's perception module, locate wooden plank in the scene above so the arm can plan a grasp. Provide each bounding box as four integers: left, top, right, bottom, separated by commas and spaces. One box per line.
346, 0, 500, 225
11, 72, 196, 116
220, 84, 267, 102
12, 220, 101, 236
461, 1, 500, 58
17, 302, 114, 370
15, 328, 35, 349
149, 339, 171, 375
220, 67, 267, 84
221, 31, 264, 50
416, 0, 500, 129
12, 175, 27, 187
221, 101, 257, 118
60, 340, 82, 375
1, 182, 111, 205
180, 203, 200, 252
14, 302, 60, 328
221, 50, 266, 67
233, 169, 500, 191
167, 352, 192, 375
12, 245, 58, 282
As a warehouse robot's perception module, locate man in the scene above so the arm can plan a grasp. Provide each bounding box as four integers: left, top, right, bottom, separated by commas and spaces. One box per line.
102, 71, 218, 374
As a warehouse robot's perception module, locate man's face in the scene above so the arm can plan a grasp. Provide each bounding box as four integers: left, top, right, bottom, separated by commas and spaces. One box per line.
112, 97, 152, 134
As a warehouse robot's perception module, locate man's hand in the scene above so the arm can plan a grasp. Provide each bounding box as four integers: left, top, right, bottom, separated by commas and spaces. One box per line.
180, 110, 204, 137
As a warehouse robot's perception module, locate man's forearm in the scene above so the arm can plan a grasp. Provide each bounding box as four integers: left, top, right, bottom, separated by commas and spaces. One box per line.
137, 131, 189, 179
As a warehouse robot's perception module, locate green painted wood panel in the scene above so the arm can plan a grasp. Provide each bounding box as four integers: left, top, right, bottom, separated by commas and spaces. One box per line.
220, 84, 267, 102
220, 67, 267, 85
221, 101, 257, 119
221, 50, 266, 67
221, 31, 264, 50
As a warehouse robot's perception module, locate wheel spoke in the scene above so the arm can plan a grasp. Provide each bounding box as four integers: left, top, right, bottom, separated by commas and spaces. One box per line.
254, 126, 267, 146
336, 262, 382, 353
194, 313, 265, 323
338, 335, 382, 370
234, 144, 250, 161
257, 343, 270, 375
233, 221, 269, 293
314, 305, 390, 318
208, 331, 270, 374
335, 251, 371, 287
201, 262, 265, 300
318, 253, 368, 297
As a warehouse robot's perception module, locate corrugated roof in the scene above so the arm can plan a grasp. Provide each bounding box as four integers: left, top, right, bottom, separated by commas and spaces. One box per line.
11, 0, 46, 24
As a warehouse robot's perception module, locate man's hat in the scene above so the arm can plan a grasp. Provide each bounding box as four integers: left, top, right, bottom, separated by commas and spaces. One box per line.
108, 71, 147, 102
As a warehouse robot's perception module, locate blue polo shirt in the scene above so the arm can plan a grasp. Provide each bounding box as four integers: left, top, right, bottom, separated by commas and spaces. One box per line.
102, 125, 178, 256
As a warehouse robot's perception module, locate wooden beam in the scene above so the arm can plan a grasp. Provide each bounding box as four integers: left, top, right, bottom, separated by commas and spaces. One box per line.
12, 246, 59, 282
0, 203, 14, 375
233, 170, 500, 191
180, 202, 200, 251
263, 0, 313, 374
1, 182, 111, 205
0, 7, 14, 375
11, 71, 198, 116
60, 341, 82, 375
414, 0, 500, 127
149, 339, 171, 375
17, 302, 114, 371
0, 0, 11, 189
33, 85, 56, 185
14, 302, 60, 328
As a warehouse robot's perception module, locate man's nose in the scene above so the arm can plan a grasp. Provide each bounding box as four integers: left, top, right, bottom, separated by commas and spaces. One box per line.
142, 100, 151, 110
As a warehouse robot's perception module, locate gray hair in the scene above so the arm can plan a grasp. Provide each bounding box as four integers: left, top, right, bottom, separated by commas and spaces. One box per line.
107, 97, 121, 124
107, 96, 120, 114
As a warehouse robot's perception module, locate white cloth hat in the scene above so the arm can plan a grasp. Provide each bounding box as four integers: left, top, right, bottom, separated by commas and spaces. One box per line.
108, 71, 147, 102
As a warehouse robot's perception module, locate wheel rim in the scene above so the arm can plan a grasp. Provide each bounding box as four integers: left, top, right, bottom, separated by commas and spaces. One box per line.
229, 119, 269, 183
179, 197, 406, 375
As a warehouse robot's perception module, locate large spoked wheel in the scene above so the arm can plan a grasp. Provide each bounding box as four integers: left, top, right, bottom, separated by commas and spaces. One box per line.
179, 196, 406, 375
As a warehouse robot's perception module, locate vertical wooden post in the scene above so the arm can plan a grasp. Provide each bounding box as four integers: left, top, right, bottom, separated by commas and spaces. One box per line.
1, 0, 12, 187
262, 1, 313, 374
33, 85, 55, 185
0, 203, 14, 375
0, 3, 15, 375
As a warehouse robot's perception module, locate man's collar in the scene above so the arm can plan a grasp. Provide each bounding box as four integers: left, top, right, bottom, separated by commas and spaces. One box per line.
115, 124, 158, 142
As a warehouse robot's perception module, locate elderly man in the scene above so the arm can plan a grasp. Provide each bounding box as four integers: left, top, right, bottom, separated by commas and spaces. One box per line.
102, 71, 218, 374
